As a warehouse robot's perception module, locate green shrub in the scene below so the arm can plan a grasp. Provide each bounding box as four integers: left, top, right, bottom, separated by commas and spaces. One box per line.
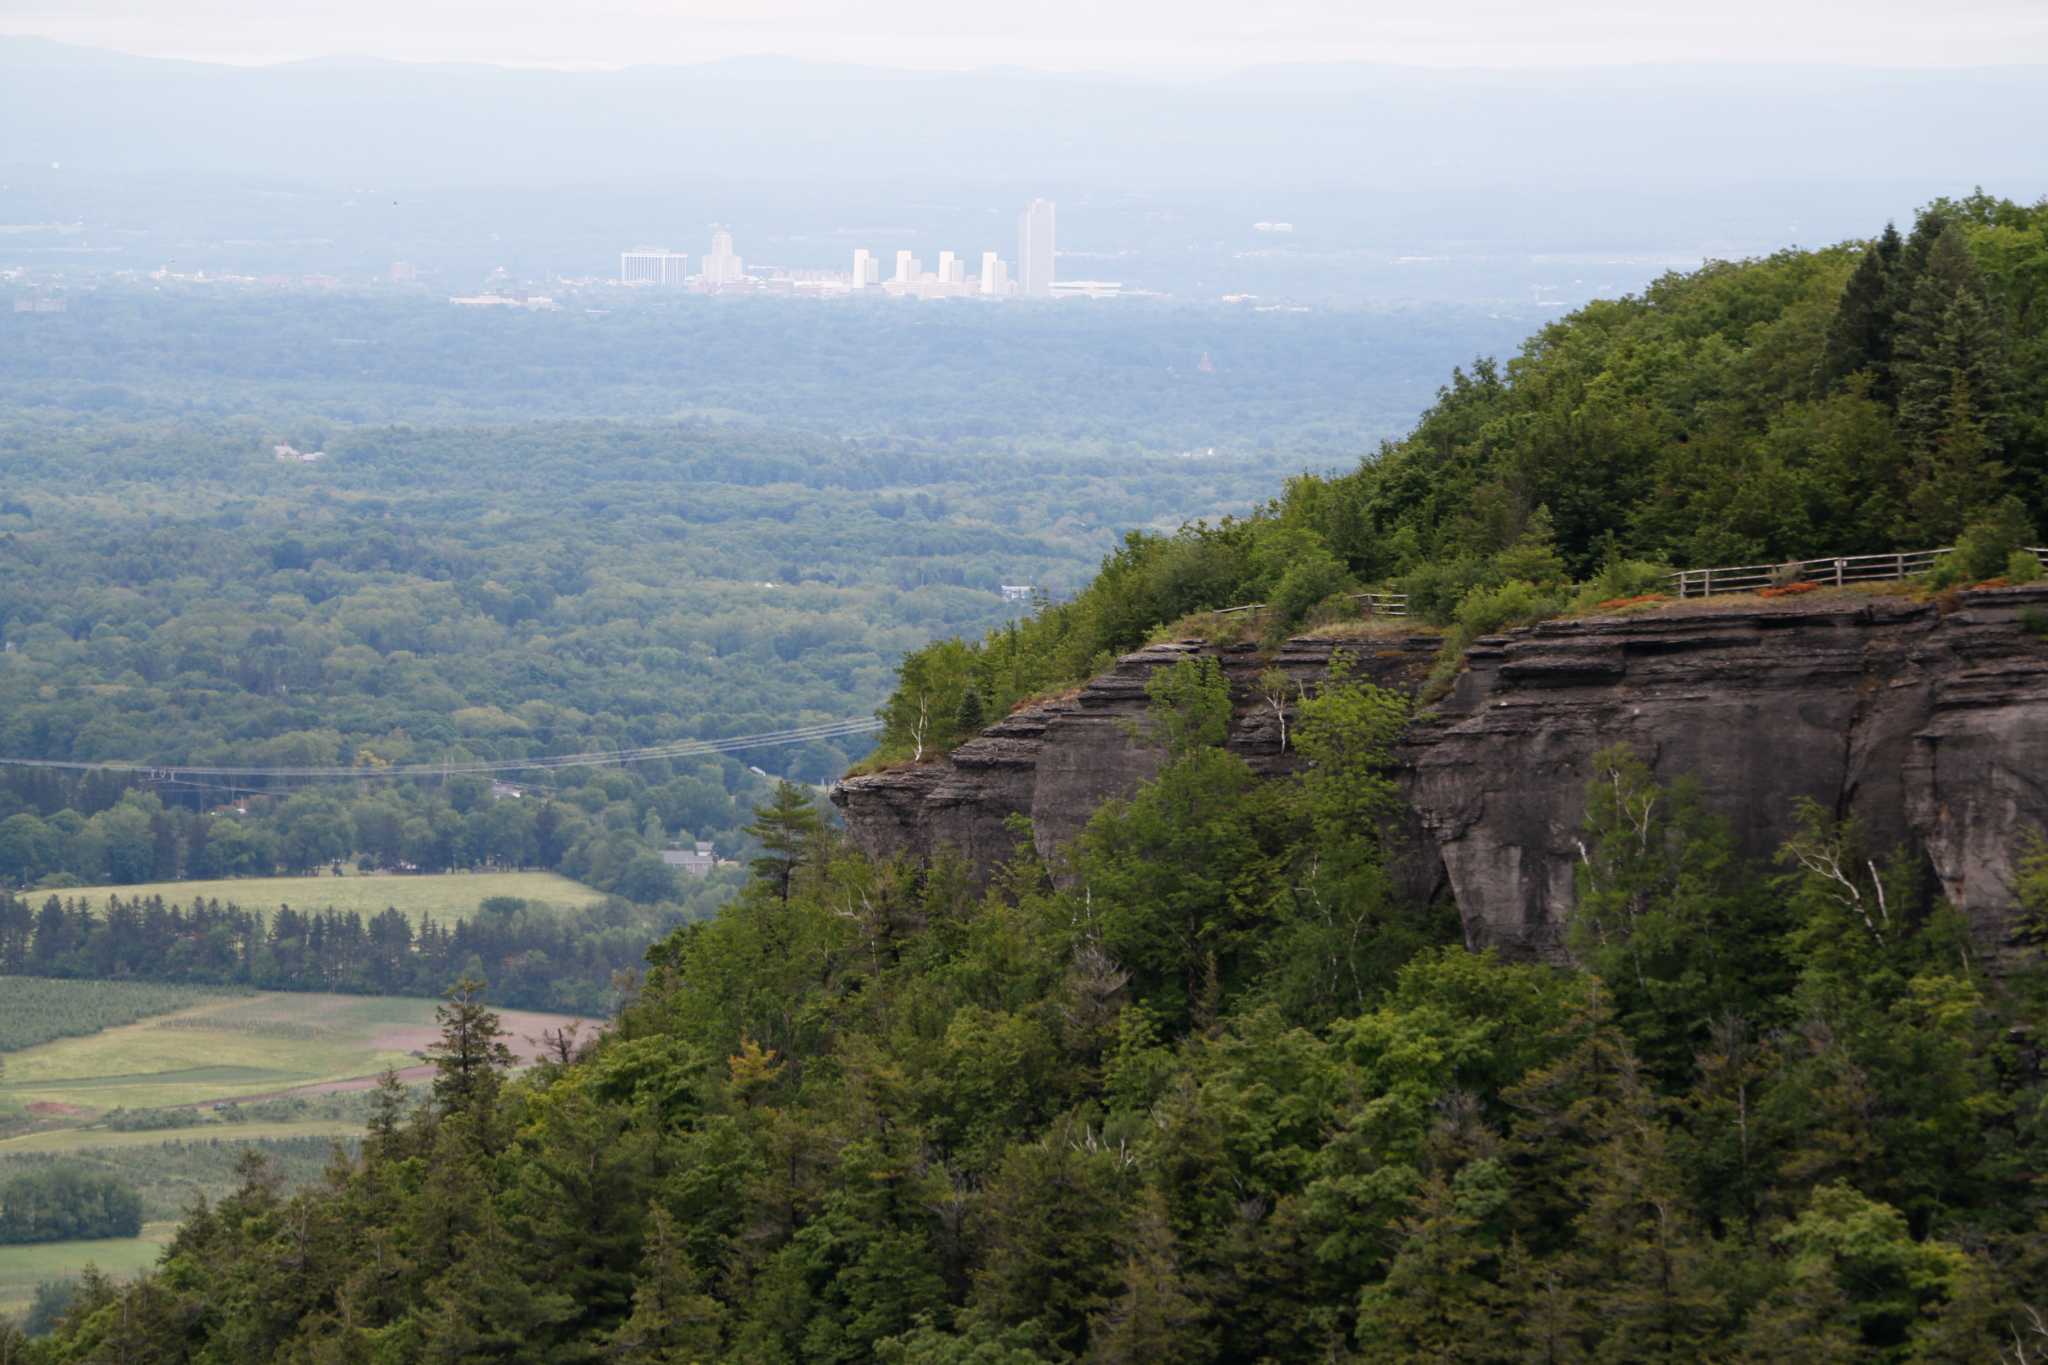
1420, 578, 1572, 701
1453, 579, 1570, 640
2006, 548, 2044, 585
1266, 548, 1352, 633
1571, 557, 1673, 610
1930, 496, 2037, 586
1396, 555, 1494, 625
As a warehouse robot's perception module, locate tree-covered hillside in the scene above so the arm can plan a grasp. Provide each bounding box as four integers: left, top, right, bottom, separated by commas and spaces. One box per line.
871, 193, 2048, 762
13, 196, 2048, 1362
15, 665, 2047, 1360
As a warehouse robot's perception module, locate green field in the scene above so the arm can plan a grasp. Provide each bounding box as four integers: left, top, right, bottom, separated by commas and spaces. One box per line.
0, 1220, 179, 1319
0, 1120, 368, 1154
0, 988, 600, 1115
43, 870, 607, 928
0, 985, 601, 1319
0, 979, 243, 1057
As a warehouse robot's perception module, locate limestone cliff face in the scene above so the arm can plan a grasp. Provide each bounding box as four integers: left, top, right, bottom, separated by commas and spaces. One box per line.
833, 587, 2048, 962
832, 633, 1442, 880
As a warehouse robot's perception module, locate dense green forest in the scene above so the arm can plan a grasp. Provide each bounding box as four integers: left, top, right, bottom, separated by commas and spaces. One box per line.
0, 407, 1337, 892
14, 196, 2048, 1361
14, 666, 2047, 1360
873, 193, 2048, 760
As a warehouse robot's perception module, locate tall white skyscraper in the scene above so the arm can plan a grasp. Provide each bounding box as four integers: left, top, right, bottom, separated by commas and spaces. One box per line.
851, 248, 879, 286
894, 249, 920, 283
937, 250, 959, 285
620, 249, 688, 285
1017, 198, 1055, 297
702, 227, 744, 285
979, 251, 1010, 296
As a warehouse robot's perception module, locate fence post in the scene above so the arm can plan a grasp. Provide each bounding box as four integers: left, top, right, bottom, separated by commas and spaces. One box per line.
1895, 552, 1904, 581
1835, 558, 1844, 588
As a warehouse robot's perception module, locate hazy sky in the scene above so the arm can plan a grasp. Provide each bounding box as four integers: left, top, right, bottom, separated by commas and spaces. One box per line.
5, 0, 2048, 72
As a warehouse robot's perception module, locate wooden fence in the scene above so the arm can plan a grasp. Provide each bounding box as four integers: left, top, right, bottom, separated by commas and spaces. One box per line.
1208, 544, 2048, 621
1213, 590, 1410, 620
1669, 546, 2048, 600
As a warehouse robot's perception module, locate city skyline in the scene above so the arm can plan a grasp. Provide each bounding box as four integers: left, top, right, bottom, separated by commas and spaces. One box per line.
622, 203, 1070, 300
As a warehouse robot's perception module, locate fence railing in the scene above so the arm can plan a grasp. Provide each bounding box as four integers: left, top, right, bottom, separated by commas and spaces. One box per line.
1669, 547, 2048, 600
1213, 590, 1409, 620
1206, 544, 2048, 622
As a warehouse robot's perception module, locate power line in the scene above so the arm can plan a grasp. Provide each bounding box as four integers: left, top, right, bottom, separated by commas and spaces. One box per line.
0, 717, 882, 783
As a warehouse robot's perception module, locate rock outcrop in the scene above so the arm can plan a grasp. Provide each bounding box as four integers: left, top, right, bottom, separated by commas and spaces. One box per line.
833, 587, 2048, 963
833, 632, 1442, 876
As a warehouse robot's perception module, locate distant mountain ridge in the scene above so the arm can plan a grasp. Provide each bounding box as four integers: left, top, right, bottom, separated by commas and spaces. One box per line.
4, 35, 2046, 194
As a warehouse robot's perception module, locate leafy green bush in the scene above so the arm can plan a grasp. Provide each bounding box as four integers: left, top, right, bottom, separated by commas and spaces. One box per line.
1452, 579, 1570, 641
1930, 496, 2037, 585
2006, 548, 2044, 584
1396, 555, 1494, 625
1571, 557, 1674, 610
1419, 579, 1572, 700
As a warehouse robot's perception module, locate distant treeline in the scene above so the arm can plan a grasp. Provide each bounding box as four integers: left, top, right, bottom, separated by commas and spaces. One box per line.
0, 890, 704, 1013
0, 1167, 141, 1245
0, 771, 753, 905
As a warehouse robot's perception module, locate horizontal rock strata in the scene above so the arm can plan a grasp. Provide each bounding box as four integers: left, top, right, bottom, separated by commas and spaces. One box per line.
835, 589, 2048, 963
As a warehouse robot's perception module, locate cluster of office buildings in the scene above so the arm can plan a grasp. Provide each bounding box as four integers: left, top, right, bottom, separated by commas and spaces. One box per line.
621, 200, 1092, 299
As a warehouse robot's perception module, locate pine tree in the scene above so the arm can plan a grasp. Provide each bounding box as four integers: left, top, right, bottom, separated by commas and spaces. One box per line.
745, 780, 824, 903
1495, 1238, 1591, 1364
416, 1208, 577, 1364
428, 975, 514, 1123
1903, 371, 2007, 540
1729, 1264, 1858, 1362
607, 1207, 726, 1363
1354, 1172, 1509, 1361
1888, 209, 1952, 325
1817, 240, 1897, 396
1571, 1116, 1722, 1362
953, 685, 986, 735
1893, 226, 2011, 461
365, 1066, 412, 1163
1085, 1191, 1206, 1364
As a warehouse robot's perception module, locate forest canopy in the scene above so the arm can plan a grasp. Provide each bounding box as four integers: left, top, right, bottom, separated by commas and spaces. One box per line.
871, 193, 2048, 761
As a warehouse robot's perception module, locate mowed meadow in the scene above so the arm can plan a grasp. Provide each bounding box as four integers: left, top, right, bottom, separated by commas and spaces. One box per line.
0, 979, 600, 1319
0, 1222, 178, 1320
42, 869, 607, 929
0, 986, 598, 1117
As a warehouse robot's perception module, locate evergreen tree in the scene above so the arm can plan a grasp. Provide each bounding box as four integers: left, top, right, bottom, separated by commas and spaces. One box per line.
953, 686, 986, 735
416, 1208, 577, 1364
1084, 1192, 1205, 1365
1354, 1172, 1509, 1360
607, 1207, 727, 1363
1893, 226, 2011, 471
1817, 233, 1898, 396
745, 780, 825, 903
428, 975, 514, 1122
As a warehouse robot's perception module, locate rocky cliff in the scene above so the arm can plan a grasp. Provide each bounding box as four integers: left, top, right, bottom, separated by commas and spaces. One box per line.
833, 586, 2048, 962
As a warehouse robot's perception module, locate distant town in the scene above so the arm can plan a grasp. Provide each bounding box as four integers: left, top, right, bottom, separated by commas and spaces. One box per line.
0, 199, 1204, 309
613, 199, 1141, 304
